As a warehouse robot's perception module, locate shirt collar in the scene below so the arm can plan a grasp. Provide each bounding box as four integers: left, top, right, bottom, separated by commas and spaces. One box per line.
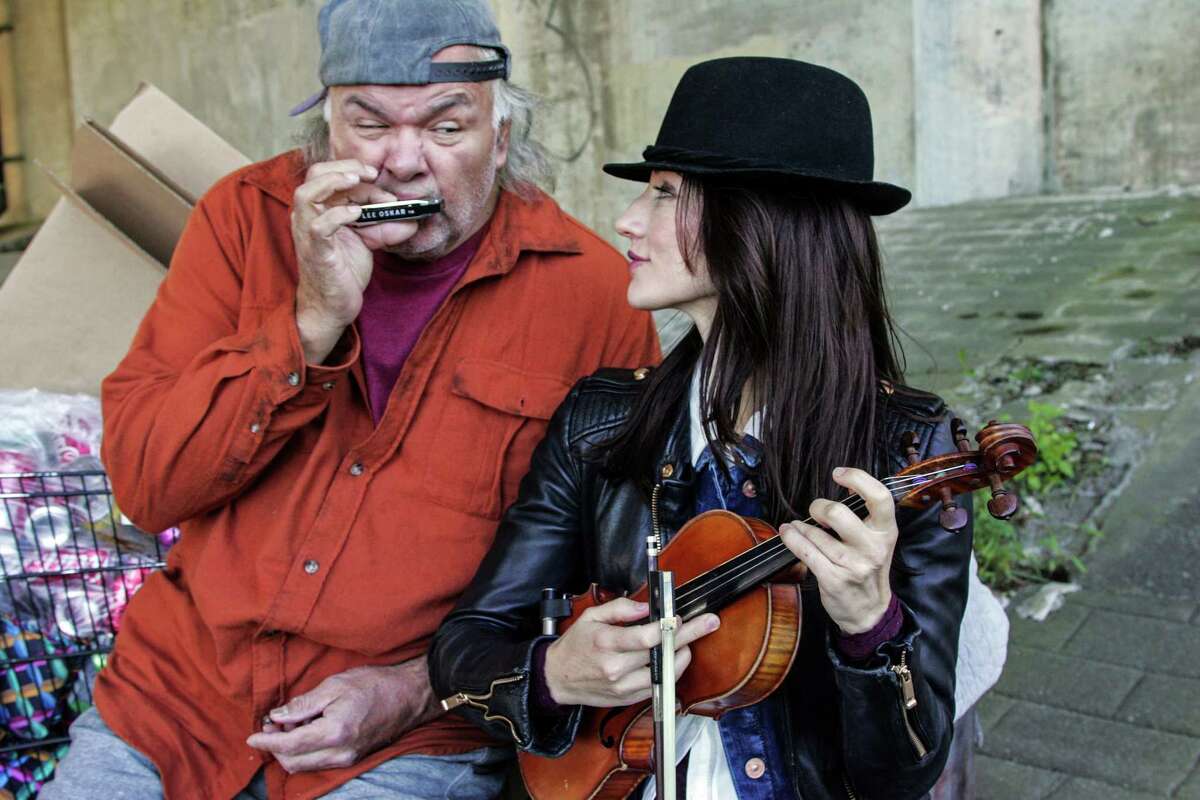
688, 365, 764, 467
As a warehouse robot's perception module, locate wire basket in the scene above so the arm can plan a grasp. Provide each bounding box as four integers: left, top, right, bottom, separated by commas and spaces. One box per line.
0, 469, 174, 794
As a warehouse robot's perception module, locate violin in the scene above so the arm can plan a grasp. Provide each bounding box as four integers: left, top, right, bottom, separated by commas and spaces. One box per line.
517, 419, 1037, 800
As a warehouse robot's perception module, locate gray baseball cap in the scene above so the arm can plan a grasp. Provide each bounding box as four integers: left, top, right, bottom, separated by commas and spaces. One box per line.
289, 0, 511, 116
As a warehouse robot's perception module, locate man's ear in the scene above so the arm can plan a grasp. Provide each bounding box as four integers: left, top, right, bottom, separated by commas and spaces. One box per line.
494, 118, 511, 171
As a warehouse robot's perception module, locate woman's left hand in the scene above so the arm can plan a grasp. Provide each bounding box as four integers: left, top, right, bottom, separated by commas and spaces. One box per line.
779, 467, 898, 634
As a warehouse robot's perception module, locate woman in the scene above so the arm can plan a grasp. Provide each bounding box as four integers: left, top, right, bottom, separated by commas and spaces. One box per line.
429, 57, 973, 799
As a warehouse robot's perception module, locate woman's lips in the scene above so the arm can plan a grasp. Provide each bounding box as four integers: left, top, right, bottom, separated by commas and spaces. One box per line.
627, 250, 647, 268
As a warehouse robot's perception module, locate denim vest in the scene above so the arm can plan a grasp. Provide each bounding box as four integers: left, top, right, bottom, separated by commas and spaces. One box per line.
691, 441, 792, 799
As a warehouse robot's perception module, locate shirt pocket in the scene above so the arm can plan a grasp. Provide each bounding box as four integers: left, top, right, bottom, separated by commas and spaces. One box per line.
424, 357, 570, 520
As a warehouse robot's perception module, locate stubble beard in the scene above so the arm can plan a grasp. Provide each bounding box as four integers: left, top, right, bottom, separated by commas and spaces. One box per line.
382, 162, 499, 262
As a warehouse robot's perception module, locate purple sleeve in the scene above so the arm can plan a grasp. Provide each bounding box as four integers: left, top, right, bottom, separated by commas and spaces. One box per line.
835, 594, 904, 663
531, 639, 569, 716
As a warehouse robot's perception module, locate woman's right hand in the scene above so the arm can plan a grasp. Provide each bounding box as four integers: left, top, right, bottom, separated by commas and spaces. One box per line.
542, 597, 721, 708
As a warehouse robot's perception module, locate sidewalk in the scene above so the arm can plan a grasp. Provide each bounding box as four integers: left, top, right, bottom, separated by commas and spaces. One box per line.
876, 187, 1200, 799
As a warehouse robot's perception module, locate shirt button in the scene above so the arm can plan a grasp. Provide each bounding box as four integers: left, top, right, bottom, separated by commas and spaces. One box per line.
286, 372, 301, 387
249, 422, 261, 434
349, 462, 365, 476
742, 479, 757, 498
303, 559, 320, 575
744, 757, 766, 779
321, 381, 336, 391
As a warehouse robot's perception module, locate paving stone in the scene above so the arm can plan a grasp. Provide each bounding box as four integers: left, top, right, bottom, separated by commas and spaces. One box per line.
1045, 776, 1163, 800
1113, 673, 1200, 738
976, 754, 1065, 800
994, 646, 1143, 718
978, 692, 1016, 733
982, 701, 1200, 794
1007, 602, 1091, 652
1177, 766, 1200, 800
1069, 589, 1198, 623
1063, 609, 1200, 679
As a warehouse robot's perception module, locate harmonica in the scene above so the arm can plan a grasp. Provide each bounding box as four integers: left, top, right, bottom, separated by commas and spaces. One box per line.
351, 198, 443, 226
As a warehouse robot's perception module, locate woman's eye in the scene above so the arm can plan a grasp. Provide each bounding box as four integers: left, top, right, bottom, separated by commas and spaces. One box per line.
653, 184, 676, 198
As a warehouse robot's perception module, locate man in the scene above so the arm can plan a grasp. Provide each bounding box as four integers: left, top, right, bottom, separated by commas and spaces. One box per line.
42, 1, 658, 798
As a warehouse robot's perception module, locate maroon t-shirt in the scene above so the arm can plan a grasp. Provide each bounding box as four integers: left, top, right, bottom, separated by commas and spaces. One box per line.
357, 229, 486, 424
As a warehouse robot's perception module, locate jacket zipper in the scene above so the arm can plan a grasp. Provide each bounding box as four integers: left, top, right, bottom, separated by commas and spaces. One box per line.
842, 774, 858, 799
891, 650, 929, 759
440, 674, 526, 744
651, 480, 663, 546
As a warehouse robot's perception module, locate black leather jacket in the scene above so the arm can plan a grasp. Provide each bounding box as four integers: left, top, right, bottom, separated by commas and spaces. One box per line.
429, 367, 972, 799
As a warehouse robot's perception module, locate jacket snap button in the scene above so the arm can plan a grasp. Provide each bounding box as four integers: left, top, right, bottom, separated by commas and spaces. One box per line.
741, 479, 757, 498
321, 381, 336, 391
286, 372, 301, 387
349, 462, 365, 476
660, 463, 675, 479
249, 422, 261, 434
633, 367, 649, 381
303, 559, 319, 575
744, 757, 765, 779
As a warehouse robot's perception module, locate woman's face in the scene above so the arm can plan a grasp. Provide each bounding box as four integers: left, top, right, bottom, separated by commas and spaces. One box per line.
615, 171, 717, 319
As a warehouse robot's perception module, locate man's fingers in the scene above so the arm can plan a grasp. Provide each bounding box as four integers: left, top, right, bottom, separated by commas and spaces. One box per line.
247, 719, 337, 756
353, 220, 420, 250
268, 683, 338, 725
309, 205, 363, 239
305, 160, 378, 183
275, 746, 357, 774
294, 171, 364, 210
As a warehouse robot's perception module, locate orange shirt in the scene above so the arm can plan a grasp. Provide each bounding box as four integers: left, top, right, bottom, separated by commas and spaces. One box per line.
96, 151, 660, 800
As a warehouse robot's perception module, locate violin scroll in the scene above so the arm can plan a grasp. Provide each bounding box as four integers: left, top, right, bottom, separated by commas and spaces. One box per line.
892, 418, 1038, 532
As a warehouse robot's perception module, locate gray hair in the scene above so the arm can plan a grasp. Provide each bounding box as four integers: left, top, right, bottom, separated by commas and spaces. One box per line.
298, 48, 553, 199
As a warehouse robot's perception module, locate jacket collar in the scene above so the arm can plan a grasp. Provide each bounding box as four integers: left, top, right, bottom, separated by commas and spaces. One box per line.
239, 150, 583, 279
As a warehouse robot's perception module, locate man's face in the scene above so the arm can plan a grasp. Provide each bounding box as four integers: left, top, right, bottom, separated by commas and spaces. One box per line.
327, 47, 509, 260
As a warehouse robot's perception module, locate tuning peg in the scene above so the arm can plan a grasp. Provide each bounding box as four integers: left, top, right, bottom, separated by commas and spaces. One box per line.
901, 431, 921, 466
938, 485, 969, 532
951, 418, 972, 453
986, 473, 1019, 519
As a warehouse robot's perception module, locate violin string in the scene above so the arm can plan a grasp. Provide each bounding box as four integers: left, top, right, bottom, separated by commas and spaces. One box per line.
674, 464, 976, 611
674, 465, 972, 609
673, 463, 976, 611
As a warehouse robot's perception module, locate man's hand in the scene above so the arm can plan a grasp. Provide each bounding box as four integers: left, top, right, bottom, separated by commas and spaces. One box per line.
245, 658, 440, 773
290, 159, 418, 364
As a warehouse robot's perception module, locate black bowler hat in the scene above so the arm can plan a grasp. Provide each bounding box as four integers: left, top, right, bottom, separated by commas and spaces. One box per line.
603, 57, 910, 215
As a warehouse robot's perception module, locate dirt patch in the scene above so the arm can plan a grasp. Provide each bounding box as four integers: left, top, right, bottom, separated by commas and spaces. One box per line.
1129, 334, 1200, 358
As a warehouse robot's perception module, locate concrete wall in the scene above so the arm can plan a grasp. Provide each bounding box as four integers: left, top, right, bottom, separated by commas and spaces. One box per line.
913, 0, 1043, 206
4, 0, 1196, 229
5, 0, 75, 221
63, 0, 321, 162
1047, 0, 1200, 193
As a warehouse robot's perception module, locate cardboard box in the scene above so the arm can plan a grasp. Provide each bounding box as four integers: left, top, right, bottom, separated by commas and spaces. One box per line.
0, 84, 249, 395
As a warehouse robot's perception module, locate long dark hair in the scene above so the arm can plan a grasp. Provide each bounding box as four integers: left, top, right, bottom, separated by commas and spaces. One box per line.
602, 175, 904, 524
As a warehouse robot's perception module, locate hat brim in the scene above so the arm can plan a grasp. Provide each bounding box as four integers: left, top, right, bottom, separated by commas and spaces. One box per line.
602, 160, 911, 216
